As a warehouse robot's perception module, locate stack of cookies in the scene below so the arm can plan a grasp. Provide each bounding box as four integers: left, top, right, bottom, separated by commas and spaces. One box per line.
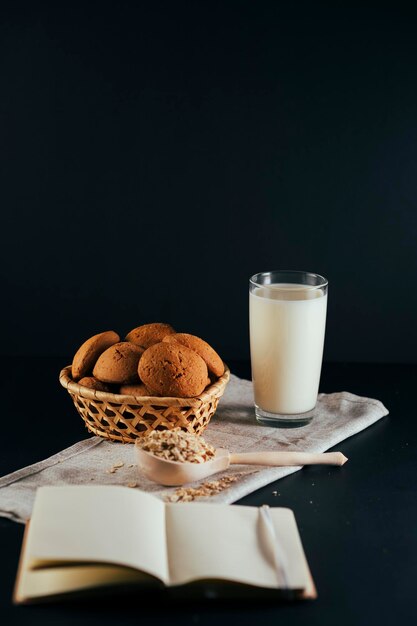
71, 323, 225, 399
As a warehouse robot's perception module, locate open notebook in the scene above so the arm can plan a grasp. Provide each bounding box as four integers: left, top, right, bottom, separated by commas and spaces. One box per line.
14, 486, 316, 602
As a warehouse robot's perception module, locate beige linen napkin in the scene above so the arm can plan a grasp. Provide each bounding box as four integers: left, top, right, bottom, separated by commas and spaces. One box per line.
0, 374, 388, 523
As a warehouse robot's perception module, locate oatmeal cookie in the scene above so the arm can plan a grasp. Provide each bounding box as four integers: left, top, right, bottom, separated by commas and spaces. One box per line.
77, 377, 111, 392
139, 342, 208, 398
163, 333, 224, 377
119, 383, 152, 396
93, 342, 144, 384
125, 323, 176, 349
72, 330, 120, 380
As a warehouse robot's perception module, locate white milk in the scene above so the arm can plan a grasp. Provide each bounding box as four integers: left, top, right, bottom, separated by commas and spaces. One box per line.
249, 284, 327, 414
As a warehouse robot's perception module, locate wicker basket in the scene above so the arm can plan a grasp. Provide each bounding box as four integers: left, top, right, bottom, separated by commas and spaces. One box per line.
59, 365, 230, 443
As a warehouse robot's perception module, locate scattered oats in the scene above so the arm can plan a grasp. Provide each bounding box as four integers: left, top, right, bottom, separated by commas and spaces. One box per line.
107, 461, 125, 474
127, 482, 137, 488
164, 473, 246, 502
128, 464, 135, 468
136, 428, 215, 464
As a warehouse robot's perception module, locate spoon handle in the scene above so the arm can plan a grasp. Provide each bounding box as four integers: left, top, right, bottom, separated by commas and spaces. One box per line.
229, 451, 348, 467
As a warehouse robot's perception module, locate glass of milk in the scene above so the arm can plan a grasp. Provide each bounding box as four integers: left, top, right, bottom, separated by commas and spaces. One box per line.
249, 270, 328, 426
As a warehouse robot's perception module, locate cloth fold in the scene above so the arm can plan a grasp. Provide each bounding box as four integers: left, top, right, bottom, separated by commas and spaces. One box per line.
0, 374, 388, 523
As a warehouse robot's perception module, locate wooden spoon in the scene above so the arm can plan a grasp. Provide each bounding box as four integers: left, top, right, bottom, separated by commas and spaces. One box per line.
135, 446, 348, 486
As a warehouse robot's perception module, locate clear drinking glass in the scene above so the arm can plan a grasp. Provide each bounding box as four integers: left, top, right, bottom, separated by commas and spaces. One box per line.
249, 270, 328, 427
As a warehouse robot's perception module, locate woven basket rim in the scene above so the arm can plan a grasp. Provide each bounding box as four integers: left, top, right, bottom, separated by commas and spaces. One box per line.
59, 363, 230, 407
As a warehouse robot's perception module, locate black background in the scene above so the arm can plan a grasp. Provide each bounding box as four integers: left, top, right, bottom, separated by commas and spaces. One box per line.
1, 1, 416, 363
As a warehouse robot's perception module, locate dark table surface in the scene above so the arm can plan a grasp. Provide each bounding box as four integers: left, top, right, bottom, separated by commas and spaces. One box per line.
0, 358, 416, 625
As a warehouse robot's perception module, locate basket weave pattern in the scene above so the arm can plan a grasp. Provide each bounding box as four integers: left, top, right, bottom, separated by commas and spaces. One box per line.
59, 365, 230, 443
